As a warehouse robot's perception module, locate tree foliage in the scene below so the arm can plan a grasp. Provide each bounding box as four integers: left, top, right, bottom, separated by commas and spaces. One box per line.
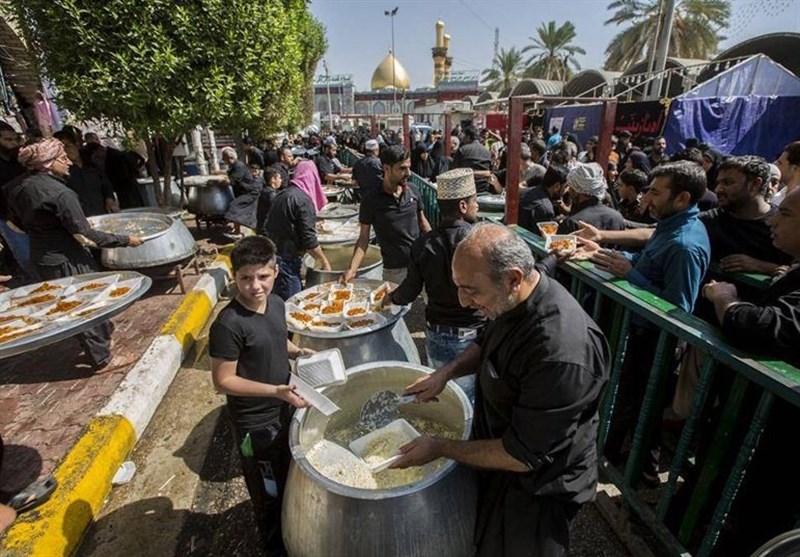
481, 47, 526, 93
523, 20, 585, 81
604, 0, 730, 72
8, 0, 327, 148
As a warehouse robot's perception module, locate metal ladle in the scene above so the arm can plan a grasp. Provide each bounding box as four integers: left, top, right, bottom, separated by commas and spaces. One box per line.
360, 391, 416, 430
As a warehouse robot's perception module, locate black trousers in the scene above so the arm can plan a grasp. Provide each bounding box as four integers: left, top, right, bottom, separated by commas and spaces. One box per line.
231, 406, 292, 557
37, 258, 112, 368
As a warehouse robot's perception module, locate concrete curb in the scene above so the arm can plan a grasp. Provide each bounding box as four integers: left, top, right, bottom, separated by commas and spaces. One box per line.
1, 248, 232, 556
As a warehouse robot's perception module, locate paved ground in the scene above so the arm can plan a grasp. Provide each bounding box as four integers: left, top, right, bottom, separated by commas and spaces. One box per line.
78, 298, 633, 557
0, 217, 227, 501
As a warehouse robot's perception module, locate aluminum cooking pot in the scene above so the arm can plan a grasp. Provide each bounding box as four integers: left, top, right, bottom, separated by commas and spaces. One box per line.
304, 244, 382, 287
283, 361, 477, 557
186, 178, 233, 216
99, 213, 197, 269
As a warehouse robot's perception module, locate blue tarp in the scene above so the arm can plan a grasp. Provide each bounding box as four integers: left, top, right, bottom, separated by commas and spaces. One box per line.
663, 96, 800, 159
683, 55, 800, 99
663, 55, 800, 159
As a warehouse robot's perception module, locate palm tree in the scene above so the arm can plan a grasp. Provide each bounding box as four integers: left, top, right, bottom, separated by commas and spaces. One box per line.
522, 21, 586, 81
480, 47, 526, 92
604, 0, 731, 72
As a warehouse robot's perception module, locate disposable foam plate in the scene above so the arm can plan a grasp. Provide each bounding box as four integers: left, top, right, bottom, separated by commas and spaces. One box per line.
289, 374, 340, 416
349, 418, 421, 473
545, 234, 577, 254
286, 304, 314, 330
296, 348, 346, 388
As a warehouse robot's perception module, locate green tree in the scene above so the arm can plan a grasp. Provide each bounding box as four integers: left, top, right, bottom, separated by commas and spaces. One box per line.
604, 0, 730, 72
481, 47, 526, 92
8, 0, 326, 203
523, 20, 586, 81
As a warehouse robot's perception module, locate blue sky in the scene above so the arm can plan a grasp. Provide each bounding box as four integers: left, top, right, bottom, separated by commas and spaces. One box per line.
309, 0, 800, 89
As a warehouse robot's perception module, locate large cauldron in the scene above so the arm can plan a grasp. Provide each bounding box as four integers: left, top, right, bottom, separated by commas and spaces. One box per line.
186, 178, 233, 216
100, 214, 197, 269
304, 244, 382, 287
283, 361, 477, 557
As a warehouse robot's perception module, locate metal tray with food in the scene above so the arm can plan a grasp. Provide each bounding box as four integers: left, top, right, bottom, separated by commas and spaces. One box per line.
286, 279, 406, 339
317, 203, 359, 221
87, 213, 173, 241
0, 271, 151, 360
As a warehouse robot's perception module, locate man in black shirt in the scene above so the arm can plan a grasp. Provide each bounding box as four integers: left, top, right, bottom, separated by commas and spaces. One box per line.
343, 145, 431, 285
270, 146, 294, 189
453, 126, 498, 194
315, 138, 350, 184
394, 223, 608, 556
263, 170, 330, 300
385, 168, 484, 399
616, 168, 653, 224
0, 121, 32, 277
209, 236, 312, 557
351, 139, 383, 197
242, 136, 265, 169
521, 164, 570, 234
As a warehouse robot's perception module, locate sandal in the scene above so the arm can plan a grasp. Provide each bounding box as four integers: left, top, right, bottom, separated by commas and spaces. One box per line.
8, 476, 57, 514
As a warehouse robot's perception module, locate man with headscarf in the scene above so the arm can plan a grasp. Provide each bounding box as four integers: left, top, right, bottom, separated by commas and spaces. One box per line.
7, 139, 143, 370
288, 160, 327, 213
263, 161, 330, 300
558, 163, 626, 235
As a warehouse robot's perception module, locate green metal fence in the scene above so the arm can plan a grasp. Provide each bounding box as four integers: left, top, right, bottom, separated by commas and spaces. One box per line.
410, 176, 800, 556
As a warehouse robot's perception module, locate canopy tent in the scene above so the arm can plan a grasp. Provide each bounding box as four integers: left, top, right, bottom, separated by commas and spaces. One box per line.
663, 55, 800, 159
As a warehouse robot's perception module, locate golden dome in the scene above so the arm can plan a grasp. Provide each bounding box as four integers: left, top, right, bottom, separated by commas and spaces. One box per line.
370, 52, 411, 91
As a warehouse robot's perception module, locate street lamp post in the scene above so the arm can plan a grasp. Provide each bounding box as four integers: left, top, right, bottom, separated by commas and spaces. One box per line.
384, 6, 399, 114
323, 59, 334, 131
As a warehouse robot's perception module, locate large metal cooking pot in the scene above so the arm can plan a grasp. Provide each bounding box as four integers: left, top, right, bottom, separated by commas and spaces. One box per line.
287, 279, 419, 367
136, 177, 183, 208
284, 361, 477, 557
477, 194, 505, 212
186, 177, 233, 216
99, 213, 198, 269
121, 206, 184, 219
304, 244, 382, 287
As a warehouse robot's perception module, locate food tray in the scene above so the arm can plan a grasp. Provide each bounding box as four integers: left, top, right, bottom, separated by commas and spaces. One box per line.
296, 348, 346, 388
349, 418, 421, 473
536, 221, 559, 237
545, 234, 577, 254
0, 271, 151, 359
317, 203, 359, 220
285, 279, 406, 339
87, 212, 172, 241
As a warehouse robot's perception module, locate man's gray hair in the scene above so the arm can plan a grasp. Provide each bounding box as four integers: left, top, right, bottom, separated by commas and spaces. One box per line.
221, 146, 237, 161
464, 222, 537, 281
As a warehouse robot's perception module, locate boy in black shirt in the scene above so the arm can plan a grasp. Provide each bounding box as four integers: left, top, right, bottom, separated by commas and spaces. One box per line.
208, 236, 311, 556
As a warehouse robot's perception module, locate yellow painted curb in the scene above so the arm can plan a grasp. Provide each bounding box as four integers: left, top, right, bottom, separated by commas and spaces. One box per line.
0, 416, 135, 557
160, 290, 213, 353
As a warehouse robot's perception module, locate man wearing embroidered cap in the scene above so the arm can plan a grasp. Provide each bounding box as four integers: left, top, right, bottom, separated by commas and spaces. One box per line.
382, 167, 484, 399
558, 162, 626, 235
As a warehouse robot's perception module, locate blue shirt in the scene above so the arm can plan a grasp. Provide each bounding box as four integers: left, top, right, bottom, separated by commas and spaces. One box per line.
622, 205, 710, 313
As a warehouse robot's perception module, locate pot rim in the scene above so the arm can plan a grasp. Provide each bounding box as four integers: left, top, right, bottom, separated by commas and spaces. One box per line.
288, 361, 474, 501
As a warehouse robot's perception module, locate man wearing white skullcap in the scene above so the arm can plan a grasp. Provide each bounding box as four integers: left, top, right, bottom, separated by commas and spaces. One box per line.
557, 162, 626, 235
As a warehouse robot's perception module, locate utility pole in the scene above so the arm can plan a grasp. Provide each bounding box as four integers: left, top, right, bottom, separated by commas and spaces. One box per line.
385, 6, 399, 113
650, 0, 677, 100
323, 59, 334, 131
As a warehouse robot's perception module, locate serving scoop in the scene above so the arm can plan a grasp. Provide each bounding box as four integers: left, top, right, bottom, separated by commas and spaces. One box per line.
360, 390, 416, 430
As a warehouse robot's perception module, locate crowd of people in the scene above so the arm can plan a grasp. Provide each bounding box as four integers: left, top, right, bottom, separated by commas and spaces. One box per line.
1, 113, 797, 555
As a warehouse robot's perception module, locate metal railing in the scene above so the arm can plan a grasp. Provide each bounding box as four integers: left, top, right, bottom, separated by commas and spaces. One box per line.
409, 174, 800, 557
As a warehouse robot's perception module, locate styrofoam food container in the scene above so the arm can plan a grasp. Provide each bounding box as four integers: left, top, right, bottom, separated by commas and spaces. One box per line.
10, 278, 72, 299
545, 234, 577, 254
328, 282, 353, 303
288, 374, 340, 416
65, 274, 120, 296
307, 314, 344, 333
297, 348, 347, 388
369, 282, 393, 307
286, 304, 315, 330
345, 311, 386, 331
349, 418, 421, 473
536, 221, 559, 237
